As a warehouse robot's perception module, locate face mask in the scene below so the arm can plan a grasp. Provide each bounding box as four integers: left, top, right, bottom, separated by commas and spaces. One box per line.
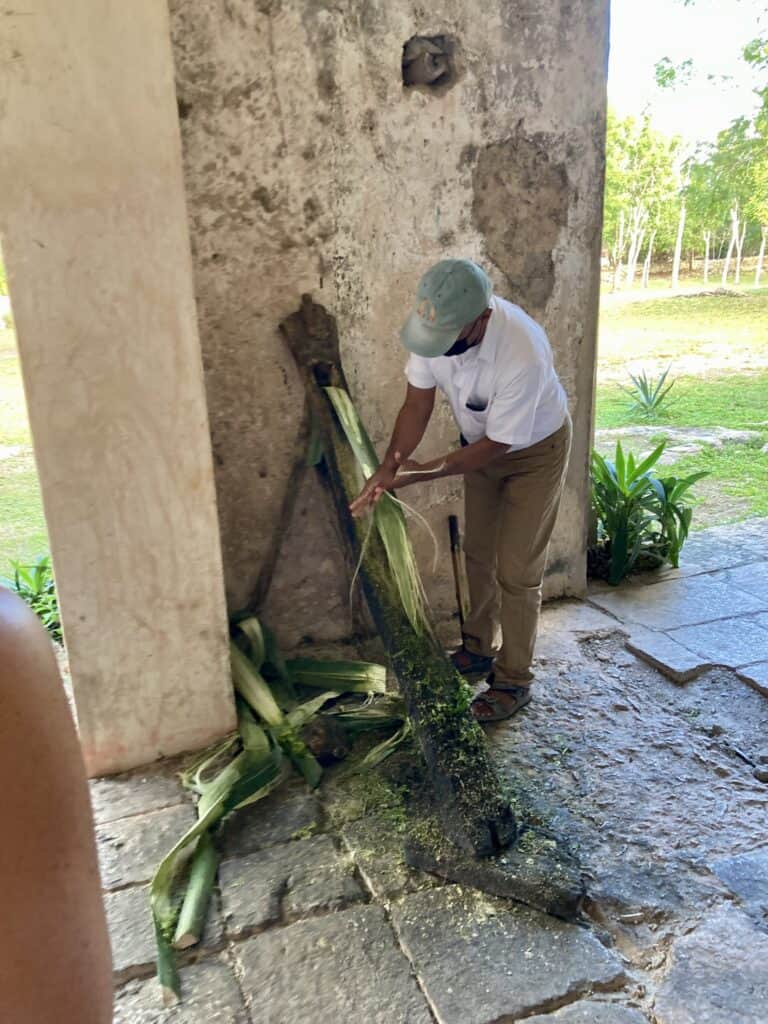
443, 337, 472, 358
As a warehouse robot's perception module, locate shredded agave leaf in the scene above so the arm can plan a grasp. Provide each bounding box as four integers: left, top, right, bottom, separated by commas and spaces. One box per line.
287, 657, 387, 694
323, 385, 434, 636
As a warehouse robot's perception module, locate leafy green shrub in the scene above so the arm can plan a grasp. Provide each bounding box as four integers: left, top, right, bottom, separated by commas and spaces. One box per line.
1, 554, 62, 641
623, 366, 675, 419
589, 441, 707, 585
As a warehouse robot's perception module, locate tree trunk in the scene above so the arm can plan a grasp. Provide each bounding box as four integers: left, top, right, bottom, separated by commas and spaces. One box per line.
279, 296, 516, 857
703, 230, 711, 285
625, 205, 647, 289
756, 226, 767, 287
735, 219, 747, 284
671, 203, 686, 289
722, 205, 739, 285
642, 230, 656, 288
611, 210, 626, 292
688, 249, 694, 272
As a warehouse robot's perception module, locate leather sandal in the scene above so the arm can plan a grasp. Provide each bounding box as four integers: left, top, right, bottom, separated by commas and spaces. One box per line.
471, 683, 531, 723
450, 646, 494, 676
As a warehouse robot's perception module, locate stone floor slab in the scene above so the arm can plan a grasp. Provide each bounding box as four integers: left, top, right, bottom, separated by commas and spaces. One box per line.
736, 660, 768, 696
711, 846, 768, 917
654, 905, 768, 1023
667, 615, 768, 669
113, 957, 247, 1023
97, 803, 196, 890
341, 814, 432, 900
90, 768, 187, 825
232, 904, 432, 1023
588, 576, 765, 631
525, 1002, 649, 1023
219, 834, 362, 937
219, 779, 320, 858
715, 560, 768, 603
390, 886, 626, 1024
106, 885, 223, 981
625, 627, 707, 683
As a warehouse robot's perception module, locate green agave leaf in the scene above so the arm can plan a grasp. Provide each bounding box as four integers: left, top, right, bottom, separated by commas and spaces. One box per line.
230, 642, 284, 727
287, 657, 387, 694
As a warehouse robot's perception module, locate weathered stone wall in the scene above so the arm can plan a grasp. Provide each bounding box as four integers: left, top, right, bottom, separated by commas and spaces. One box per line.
169, 0, 609, 646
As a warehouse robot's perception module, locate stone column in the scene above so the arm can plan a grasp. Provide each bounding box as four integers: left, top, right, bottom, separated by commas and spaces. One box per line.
0, 0, 235, 775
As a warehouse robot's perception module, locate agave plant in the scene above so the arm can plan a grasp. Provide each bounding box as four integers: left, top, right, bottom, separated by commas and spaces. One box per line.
591, 441, 706, 585
150, 615, 408, 1003
2, 554, 61, 642
622, 366, 675, 419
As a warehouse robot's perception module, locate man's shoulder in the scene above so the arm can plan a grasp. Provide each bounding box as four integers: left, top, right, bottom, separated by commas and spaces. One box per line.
491, 296, 548, 367
492, 295, 545, 336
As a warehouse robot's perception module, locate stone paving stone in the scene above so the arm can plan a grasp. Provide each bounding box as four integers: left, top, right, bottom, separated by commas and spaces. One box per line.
341, 813, 434, 900
711, 847, 768, 917
390, 885, 626, 1024
90, 768, 187, 825
736, 661, 768, 696
106, 885, 224, 982
625, 627, 707, 683
232, 904, 432, 1023
113, 956, 248, 1023
525, 1002, 649, 1023
588, 576, 765, 632
654, 905, 768, 1024
667, 615, 768, 669
97, 803, 196, 890
717, 560, 768, 603
219, 779, 320, 858
219, 834, 363, 937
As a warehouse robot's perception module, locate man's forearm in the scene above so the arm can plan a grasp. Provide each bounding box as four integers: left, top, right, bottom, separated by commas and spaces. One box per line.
395, 437, 508, 487
383, 403, 432, 468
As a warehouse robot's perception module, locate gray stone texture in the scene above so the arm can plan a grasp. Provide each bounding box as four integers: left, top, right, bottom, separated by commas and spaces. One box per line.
526, 1003, 649, 1024
391, 886, 626, 1024
654, 906, 768, 1024
219, 834, 363, 937
113, 958, 248, 1023
712, 847, 768, 917
97, 803, 196, 890
219, 780, 320, 858
589, 575, 765, 631
106, 885, 223, 982
737, 660, 768, 696
341, 814, 432, 900
232, 904, 433, 1023
168, 0, 610, 634
625, 627, 706, 682
90, 767, 187, 824
667, 615, 768, 668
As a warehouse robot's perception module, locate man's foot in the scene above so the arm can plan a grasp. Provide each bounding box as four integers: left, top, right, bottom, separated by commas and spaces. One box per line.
450, 646, 494, 676
471, 675, 532, 723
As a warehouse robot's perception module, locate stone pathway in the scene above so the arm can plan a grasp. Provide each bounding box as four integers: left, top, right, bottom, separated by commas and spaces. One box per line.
588, 517, 768, 694
98, 519, 768, 1023
594, 425, 764, 465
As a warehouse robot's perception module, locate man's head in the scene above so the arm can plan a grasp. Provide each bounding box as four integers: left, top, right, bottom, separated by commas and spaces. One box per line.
400, 259, 493, 359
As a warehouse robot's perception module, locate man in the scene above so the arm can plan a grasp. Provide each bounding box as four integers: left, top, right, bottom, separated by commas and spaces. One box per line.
350, 258, 571, 722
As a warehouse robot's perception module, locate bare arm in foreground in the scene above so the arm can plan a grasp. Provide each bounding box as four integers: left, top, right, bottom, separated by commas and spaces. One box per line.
0, 587, 113, 1024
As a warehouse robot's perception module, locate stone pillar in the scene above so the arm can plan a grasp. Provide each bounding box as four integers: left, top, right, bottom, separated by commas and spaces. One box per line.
0, 0, 236, 775
169, 0, 609, 648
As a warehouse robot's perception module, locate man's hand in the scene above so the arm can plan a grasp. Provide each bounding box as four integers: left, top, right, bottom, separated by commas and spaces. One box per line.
349, 457, 400, 518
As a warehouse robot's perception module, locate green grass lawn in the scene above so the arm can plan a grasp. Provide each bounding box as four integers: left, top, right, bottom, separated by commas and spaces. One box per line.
0, 327, 48, 574
596, 288, 768, 530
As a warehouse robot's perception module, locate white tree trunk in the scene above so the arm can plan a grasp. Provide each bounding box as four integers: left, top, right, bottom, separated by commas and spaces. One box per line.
642, 230, 657, 288
671, 204, 686, 289
735, 219, 747, 284
756, 226, 767, 287
703, 230, 711, 285
722, 205, 739, 286
624, 205, 648, 288
612, 210, 626, 292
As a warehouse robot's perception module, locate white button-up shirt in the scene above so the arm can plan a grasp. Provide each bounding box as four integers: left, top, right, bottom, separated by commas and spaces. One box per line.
405, 295, 568, 451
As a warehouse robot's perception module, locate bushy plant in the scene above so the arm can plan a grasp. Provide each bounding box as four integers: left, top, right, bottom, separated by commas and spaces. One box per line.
623, 366, 675, 419
590, 441, 707, 585
1, 554, 62, 641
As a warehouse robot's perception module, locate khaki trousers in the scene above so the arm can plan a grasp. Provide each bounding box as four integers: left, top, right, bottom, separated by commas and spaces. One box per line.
462, 416, 572, 685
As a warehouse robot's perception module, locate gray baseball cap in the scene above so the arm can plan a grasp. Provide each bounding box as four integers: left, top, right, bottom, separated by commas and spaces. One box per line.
400, 259, 493, 358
